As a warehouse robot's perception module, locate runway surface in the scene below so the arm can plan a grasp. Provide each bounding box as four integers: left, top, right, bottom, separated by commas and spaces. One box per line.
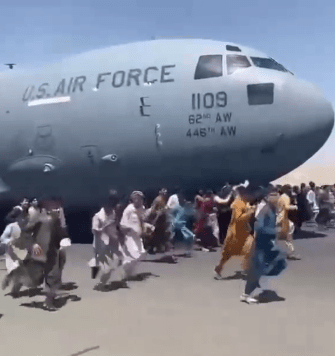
1, 225, 335, 356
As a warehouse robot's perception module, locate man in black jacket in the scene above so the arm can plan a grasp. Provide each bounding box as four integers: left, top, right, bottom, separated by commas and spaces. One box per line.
216, 183, 233, 245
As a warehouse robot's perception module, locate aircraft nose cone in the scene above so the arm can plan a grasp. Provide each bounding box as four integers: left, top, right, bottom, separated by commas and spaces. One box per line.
276, 80, 334, 170
295, 81, 334, 145
321, 100, 334, 133
313, 96, 334, 142
308, 82, 335, 133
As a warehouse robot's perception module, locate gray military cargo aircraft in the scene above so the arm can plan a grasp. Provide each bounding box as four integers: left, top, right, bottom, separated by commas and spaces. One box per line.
0, 39, 333, 208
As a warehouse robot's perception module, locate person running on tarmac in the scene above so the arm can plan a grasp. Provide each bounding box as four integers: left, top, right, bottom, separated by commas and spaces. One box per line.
194, 190, 219, 251
213, 184, 256, 279
2, 199, 64, 311
48, 197, 71, 285
89, 191, 126, 290
0, 198, 32, 275
306, 181, 319, 226
241, 186, 287, 304
194, 190, 234, 251
120, 191, 154, 280
216, 183, 234, 246
277, 185, 301, 260
170, 196, 195, 258
0, 209, 26, 274
146, 188, 169, 254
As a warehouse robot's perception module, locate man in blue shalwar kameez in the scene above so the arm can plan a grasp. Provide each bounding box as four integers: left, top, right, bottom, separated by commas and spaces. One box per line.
241, 186, 287, 304
170, 198, 195, 258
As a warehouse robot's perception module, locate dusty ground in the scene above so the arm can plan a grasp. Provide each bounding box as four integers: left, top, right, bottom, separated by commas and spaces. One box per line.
1, 226, 335, 356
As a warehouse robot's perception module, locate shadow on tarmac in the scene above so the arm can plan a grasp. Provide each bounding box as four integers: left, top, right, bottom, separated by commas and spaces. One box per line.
222, 271, 246, 281
294, 229, 327, 240
5, 282, 78, 299
93, 273, 160, 292
126, 272, 160, 282
257, 290, 286, 303
70, 345, 100, 356
20, 294, 81, 312
59, 282, 79, 291
94, 280, 130, 292
6, 287, 45, 299
142, 255, 178, 264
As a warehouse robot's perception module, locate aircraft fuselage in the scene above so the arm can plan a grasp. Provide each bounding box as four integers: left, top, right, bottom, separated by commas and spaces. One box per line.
0, 40, 333, 207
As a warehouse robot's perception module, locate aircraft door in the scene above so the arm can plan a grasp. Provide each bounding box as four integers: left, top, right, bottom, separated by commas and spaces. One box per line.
34, 125, 56, 155
3, 122, 63, 197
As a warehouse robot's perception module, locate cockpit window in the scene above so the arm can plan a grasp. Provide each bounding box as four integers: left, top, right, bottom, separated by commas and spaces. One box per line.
226, 45, 241, 52
226, 55, 251, 75
250, 57, 292, 74
194, 55, 223, 80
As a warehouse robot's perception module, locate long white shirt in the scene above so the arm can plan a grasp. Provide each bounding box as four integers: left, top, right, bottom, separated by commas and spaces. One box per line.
0, 222, 21, 245
89, 207, 123, 268
120, 204, 147, 262
307, 190, 319, 212
167, 194, 180, 210
1, 222, 27, 273
92, 208, 118, 250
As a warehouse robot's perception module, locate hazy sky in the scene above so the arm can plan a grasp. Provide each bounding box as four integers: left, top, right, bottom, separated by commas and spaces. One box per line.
1, 0, 334, 183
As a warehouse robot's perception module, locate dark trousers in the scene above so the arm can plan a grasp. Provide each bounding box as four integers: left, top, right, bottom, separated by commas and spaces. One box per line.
245, 267, 261, 295
217, 211, 232, 245
244, 247, 266, 296
59, 249, 66, 272
44, 250, 62, 301
316, 208, 332, 225
197, 226, 218, 248
245, 243, 287, 295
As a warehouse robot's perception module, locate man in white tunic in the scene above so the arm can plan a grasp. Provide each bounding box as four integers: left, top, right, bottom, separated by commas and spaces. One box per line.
167, 192, 180, 210
2, 202, 64, 311
89, 191, 125, 290
1, 199, 31, 274
120, 191, 153, 279
0, 220, 25, 273
306, 181, 319, 225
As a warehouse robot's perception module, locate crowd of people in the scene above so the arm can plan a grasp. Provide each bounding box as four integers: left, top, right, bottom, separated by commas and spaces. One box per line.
0, 180, 333, 310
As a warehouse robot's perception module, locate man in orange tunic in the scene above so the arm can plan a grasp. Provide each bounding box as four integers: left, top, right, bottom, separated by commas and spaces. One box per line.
214, 186, 256, 279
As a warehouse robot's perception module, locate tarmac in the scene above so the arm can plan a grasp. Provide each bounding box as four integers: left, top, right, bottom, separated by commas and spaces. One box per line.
1, 224, 335, 356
